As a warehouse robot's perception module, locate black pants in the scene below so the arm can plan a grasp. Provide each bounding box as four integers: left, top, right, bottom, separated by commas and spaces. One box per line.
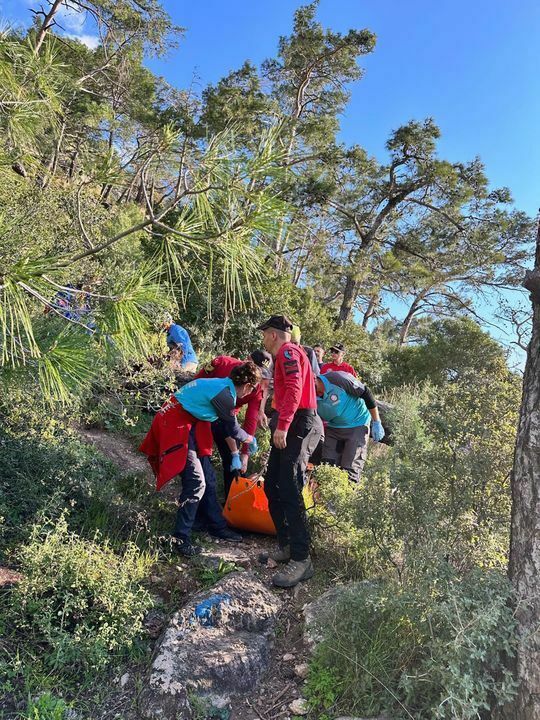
211, 418, 237, 501
264, 410, 321, 561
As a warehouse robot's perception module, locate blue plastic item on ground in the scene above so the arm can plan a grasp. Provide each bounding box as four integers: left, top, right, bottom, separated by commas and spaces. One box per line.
193, 593, 232, 627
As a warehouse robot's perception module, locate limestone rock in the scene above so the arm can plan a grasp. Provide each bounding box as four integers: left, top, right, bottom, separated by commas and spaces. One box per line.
294, 662, 309, 679
289, 698, 308, 715
139, 572, 281, 720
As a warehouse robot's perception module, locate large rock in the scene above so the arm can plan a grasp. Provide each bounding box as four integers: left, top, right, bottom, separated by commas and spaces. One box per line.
139, 572, 281, 719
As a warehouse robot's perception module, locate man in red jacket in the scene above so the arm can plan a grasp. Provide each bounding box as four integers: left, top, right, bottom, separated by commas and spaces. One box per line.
258, 315, 323, 588
320, 342, 357, 377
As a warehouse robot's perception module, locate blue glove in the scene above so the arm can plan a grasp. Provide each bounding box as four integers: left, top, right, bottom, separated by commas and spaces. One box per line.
230, 453, 242, 472
371, 420, 385, 442
247, 436, 258, 455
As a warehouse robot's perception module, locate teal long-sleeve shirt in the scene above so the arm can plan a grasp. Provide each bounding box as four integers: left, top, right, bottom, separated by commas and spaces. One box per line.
317, 372, 373, 429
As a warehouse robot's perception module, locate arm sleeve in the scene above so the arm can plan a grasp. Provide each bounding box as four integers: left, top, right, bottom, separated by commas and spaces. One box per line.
220, 418, 251, 443
362, 386, 376, 410
240, 388, 261, 453
276, 347, 303, 432
168, 325, 184, 345
210, 387, 236, 422
211, 388, 251, 442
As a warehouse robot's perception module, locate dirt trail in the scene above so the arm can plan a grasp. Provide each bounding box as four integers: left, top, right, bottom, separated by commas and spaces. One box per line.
77, 426, 152, 476
78, 425, 319, 720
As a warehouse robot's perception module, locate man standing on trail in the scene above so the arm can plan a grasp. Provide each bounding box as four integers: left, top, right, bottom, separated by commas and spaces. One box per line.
316, 371, 385, 482
192, 350, 273, 540
161, 313, 198, 372
320, 342, 357, 377
258, 315, 323, 588
140, 363, 260, 556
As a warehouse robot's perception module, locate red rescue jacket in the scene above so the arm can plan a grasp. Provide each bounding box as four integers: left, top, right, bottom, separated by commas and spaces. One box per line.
139, 396, 213, 491
273, 342, 316, 432
320, 361, 357, 377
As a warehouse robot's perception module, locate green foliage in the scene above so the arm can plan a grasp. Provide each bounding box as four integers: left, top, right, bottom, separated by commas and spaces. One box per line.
304, 660, 340, 718
21, 693, 69, 720
194, 560, 241, 589
10, 516, 154, 672
382, 317, 510, 389
312, 569, 517, 719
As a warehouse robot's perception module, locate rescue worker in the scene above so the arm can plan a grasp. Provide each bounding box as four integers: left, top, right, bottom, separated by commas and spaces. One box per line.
320, 342, 357, 377
258, 315, 323, 588
313, 344, 325, 365
290, 325, 320, 376
161, 313, 198, 372
316, 371, 385, 482
140, 362, 260, 556
192, 350, 273, 537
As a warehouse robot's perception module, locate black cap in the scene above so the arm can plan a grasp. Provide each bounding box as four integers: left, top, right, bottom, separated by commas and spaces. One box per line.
330, 342, 345, 353
249, 349, 274, 379
257, 315, 294, 332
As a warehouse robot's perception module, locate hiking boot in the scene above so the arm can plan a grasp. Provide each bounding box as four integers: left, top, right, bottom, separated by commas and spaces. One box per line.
172, 537, 202, 557
272, 557, 314, 588
258, 545, 291, 565
209, 528, 243, 542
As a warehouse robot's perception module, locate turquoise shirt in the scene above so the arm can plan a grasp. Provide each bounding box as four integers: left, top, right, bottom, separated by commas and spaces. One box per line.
174, 377, 237, 422
317, 375, 371, 429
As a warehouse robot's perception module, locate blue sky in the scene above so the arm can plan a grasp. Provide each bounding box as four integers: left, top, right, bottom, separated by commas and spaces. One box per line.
145, 0, 539, 218
2, 0, 538, 215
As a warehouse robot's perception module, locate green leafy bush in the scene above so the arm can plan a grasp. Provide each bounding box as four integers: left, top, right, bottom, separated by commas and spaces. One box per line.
11, 516, 154, 671
312, 569, 517, 719
22, 692, 69, 720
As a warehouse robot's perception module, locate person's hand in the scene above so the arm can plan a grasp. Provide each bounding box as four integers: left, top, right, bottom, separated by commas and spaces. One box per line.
248, 436, 258, 455
257, 410, 269, 430
371, 420, 385, 442
230, 453, 242, 472
273, 429, 287, 449
240, 453, 249, 473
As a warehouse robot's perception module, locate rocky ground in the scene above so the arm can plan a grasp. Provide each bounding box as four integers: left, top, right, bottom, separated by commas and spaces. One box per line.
79, 428, 330, 720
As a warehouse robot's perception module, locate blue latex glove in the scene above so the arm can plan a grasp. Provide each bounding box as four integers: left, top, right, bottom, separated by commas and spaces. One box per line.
230, 453, 242, 472
247, 436, 258, 455
371, 420, 385, 442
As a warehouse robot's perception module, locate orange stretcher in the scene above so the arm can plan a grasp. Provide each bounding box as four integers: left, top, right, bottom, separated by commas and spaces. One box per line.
223, 466, 316, 536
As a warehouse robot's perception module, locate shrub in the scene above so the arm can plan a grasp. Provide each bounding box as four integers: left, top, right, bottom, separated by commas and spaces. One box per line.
312, 568, 518, 719
11, 516, 154, 672
22, 693, 69, 720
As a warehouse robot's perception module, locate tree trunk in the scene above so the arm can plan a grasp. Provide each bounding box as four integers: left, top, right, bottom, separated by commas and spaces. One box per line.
398, 288, 430, 346
335, 274, 359, 328
506, 219, 540, 719
361, 292, 379, 329
34, 0, 64, 55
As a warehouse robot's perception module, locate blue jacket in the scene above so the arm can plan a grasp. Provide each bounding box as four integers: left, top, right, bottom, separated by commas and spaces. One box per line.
317, 372, 371, 429
166, 323, 198, 365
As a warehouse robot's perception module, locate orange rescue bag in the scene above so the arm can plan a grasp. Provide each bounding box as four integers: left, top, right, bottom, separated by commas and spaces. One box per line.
223, 475, 276, 535
223, 472, 316, 536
